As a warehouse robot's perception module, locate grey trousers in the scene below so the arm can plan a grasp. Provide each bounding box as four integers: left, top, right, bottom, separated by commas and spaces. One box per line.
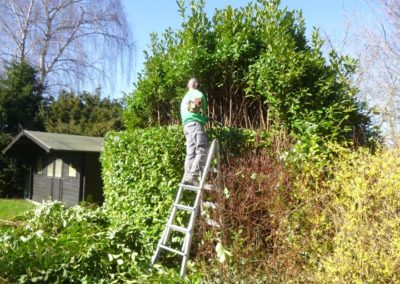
184, 121, 208, 180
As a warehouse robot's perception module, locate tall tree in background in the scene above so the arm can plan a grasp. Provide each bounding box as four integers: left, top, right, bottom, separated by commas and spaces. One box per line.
41, 89, 123, 137
0, 0, 134, 91
0, 60, 43, 197
345, 0, 400, 146
0, 60, 44, 132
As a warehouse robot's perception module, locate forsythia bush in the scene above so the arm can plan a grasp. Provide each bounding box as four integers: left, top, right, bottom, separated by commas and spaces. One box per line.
316, 147, 400, 283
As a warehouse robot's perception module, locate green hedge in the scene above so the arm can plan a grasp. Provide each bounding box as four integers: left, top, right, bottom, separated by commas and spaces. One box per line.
101, 126, 185, 255
100, 126, 262, 255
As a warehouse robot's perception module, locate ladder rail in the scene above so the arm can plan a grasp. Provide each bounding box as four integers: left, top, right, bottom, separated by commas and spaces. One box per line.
179, 139, 218, 277
151, 182, 185, 265
151, 139, 222, 279
199, 139, 217, 188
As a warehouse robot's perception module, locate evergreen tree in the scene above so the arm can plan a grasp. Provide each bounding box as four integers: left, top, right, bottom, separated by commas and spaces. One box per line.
0, 60, 44, 132
0, 60, 44, 197
41, 89, 123, 137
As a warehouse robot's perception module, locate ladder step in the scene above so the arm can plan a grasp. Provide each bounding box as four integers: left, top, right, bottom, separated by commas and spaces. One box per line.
174, 203, 195, 211
179, 183, 200, 191
202, 201, 218, 209
208, 167, 220, 173
179, 183, 214, 191
206, 218, 220, 228
168, 224, 189, 233
203, 184, 213, 191
159, 244, 185, 256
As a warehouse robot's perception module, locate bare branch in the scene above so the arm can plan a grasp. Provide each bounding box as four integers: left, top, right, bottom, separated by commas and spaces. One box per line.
0, 0, 134, 94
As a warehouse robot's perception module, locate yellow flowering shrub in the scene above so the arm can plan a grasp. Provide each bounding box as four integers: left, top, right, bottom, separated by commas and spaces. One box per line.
316, 147, 400, 283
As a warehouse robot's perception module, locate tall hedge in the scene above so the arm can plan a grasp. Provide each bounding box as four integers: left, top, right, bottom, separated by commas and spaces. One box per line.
101, 126, 185, 254
124, 0, 374, 147
100, 126, 260, 255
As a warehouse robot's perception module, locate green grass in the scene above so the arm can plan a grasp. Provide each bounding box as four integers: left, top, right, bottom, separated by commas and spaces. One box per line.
0, 199, 35, 221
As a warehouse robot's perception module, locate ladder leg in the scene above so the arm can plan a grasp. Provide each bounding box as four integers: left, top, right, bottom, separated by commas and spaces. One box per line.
151, 242, 162, 264
152, 139, 222, 279
152, 184, 185, 264
180, 231, 194, 278
179, 187, 202, 278
162, 184, 187, 244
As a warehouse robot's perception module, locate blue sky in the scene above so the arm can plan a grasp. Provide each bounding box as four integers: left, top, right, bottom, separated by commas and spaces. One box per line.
111, 0, 370, 98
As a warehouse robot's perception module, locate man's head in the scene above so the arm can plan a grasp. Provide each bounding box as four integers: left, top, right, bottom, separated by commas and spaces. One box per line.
187, 78, 199, 90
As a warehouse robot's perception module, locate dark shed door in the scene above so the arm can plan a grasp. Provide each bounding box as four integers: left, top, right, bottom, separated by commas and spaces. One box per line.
46, 157, 63, 201
32, 156, 47, 202
62, 154, 81, 206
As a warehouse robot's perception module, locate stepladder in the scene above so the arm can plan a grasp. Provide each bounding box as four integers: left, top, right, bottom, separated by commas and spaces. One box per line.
151, 139, 222, 279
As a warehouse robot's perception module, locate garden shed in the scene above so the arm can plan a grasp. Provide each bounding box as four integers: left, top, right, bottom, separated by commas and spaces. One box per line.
2, 130, 104, 205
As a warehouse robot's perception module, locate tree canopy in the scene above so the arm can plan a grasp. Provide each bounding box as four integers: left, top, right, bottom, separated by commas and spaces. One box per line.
0, 0, 134, 91
124, 0, 374, 146
41, 89, 123, 137
0, 60, 44, 132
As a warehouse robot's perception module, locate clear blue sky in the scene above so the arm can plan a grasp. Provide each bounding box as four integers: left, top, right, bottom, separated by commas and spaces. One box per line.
111, 0, 370, 98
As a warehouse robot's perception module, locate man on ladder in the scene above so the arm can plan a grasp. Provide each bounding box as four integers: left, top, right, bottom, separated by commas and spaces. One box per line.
180, 78, 208, 185
152, 78, 222, 279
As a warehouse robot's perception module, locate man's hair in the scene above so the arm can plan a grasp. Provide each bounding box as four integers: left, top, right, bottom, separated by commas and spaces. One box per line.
187, 78, 199, 89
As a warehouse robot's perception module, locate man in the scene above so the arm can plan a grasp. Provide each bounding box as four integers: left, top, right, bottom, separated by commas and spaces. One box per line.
180, 78, 208, 185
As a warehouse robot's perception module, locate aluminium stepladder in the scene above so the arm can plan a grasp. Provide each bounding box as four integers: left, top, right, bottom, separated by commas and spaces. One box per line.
151, 139, 222, 279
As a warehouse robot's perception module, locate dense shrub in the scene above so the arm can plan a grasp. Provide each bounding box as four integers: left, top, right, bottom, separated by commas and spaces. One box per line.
193, 149, 302, 282
0, 202, 182, 283
0, 133, 20, 198
0, 134, 13, 197
2, 129, 399, 282
101, 126, 185, 256
100, 126, 265, 256
124, 0, 374, 149
190, 143, 400, 283
315, 147, 400, 282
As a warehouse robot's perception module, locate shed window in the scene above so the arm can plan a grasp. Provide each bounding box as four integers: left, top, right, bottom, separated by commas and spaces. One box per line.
36, 158, 43, 174
54, 159, 62, 178
47, 161, 54, 177
68, 163, 77, 177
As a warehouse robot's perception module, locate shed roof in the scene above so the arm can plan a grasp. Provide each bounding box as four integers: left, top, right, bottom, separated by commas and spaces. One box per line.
2, 130, 104, 154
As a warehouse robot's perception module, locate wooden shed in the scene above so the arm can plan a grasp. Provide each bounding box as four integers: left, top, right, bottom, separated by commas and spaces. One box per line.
2, 130, 104, 205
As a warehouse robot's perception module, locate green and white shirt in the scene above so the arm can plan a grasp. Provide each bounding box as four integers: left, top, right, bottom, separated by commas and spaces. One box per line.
180, 89, 208, 125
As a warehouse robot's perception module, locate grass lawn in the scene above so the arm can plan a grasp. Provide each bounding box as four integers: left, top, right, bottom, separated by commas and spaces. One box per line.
0, 199, 35, 221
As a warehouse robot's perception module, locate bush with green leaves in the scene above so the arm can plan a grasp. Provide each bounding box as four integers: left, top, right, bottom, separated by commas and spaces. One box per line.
40, 89, 124, 137
0, 134, 15, 197
100, 126, 259, 256
101, 126, 185, 256
0, 201, 182, 283
0, 60, 45, 197
124, 0, 375, 150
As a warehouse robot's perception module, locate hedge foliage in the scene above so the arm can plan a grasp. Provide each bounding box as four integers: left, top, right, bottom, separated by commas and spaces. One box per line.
0, 202, 182, 283
315, 147, 400, 282
2, 128, 400, 282
100, 126, 261, 255
101, 126, 185, 255
124, 0, 375, 148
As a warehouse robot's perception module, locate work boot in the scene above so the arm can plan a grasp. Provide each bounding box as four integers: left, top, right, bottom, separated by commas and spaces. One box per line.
183, 176, 199, 186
